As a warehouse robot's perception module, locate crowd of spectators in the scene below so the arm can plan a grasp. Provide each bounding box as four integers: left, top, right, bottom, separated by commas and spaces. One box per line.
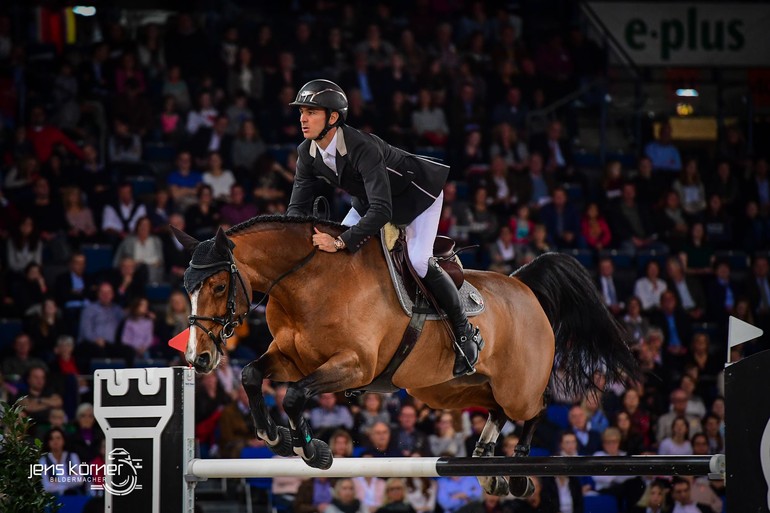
0, 2, 764, 512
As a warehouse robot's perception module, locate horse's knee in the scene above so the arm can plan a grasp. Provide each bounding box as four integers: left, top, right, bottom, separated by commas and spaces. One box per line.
241, 361, 263, 391
283, 386, 307, 419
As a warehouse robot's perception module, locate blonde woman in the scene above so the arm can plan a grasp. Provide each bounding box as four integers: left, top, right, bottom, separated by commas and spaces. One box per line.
328, 478, 368, 513
429, 411, 466, 457
62, 187, 97, 243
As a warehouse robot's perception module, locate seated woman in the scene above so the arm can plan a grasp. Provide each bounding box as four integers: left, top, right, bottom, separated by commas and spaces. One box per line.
581, 202, 612, 252
633, 260, 667, 312
113, 216, 165, 283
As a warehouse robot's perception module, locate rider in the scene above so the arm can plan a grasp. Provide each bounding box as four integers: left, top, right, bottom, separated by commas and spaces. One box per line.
285, 79, 482, 377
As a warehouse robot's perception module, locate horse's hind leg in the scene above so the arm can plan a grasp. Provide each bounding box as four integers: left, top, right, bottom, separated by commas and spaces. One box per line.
508, 412, 543, 498
283, 350, 365, 470
473, 410, 510, 496
242, 351, 298, 457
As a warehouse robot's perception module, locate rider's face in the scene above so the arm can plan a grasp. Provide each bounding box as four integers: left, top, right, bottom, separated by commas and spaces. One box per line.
299, 107, 326, 139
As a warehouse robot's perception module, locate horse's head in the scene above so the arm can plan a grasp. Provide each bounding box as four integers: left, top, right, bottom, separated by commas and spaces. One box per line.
172, 226, 252, 373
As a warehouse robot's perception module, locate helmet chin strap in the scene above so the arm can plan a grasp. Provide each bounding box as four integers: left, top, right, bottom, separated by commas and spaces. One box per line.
314, 110, 335, 141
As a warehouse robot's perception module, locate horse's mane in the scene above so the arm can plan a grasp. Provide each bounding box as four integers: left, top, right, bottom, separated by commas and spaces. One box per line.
226, 214, 344, 236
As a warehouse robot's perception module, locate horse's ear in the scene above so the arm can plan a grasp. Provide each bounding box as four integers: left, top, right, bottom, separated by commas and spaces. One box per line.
170, 225, 200, 253
215, 226, 235, 251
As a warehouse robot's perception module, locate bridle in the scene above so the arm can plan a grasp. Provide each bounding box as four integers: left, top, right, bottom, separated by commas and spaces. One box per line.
187, 244, 317, 355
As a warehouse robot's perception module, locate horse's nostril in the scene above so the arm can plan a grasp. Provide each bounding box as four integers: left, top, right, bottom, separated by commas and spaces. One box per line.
195, 353, 211, 370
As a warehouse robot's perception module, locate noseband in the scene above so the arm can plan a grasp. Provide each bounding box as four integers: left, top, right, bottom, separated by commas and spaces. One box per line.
187, 245, 317, 355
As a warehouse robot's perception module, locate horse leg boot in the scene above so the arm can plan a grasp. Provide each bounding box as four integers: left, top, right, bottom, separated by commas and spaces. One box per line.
242, 361, 293, 456
508, 414, 542, 499
283, 350, 365, 470
474, 410, 510, 496
422, 258, 483, 376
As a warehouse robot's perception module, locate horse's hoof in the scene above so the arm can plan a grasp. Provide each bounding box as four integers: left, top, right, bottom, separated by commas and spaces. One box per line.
303, 439, 333, 470
508, 476, 535, 498
267, 426, 294, 457
483, 476, 510, 496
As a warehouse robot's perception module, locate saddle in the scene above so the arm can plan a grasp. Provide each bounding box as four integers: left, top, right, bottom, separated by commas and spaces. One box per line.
381, 224, 485, 320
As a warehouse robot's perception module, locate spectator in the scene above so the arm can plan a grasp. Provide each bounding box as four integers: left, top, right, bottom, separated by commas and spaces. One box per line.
109, 256, 148, 307
488, 225, 516, 274
622, 296, 650, 345
14, 262, 48, 315
436, 475, 482, 513
108, 118, 142, 163
650, 290, 692, 361
634, 261, 667, 312
186, 90, 219, 135
69, 402, 104, 463
701, 413, 724, 454
7, 216, 42, 276
632, 156, 661, 208
644, 121, 682, 173
227, 47, 263, 104
184, 184, 220, 240
591, 427, 645, 509
137, 23, 166, 81
567, 404, 602, 455
658, 416, 693, 455
610, 182, 662, 255
429, 411, 467, 457
376, 479, 415, 513
191, 115, 234, 169
309, 392, 354, 439
102, 182, 148, 240
355, 393, 391, 442
449, 83, 485, 138
491, 87, 527, 132
62, 187, 98, 245
19, 366, 63, 423
630, 480, 669, 513
482, 156, 518, 220
655, 190, 689, 250
508, 204, 535, 247
412, 89, 449, 147
620, 388, 652, 450
113, 216, 165, 283
489, 122, 528, 172
162, 66, 191, 112
680, 223, 714, 275
406, 474, 438, 513
670, 477, 716, 513
665, 256, 706, 320
25, 298, 66, 357
539, 186, 583, 249
231, 119, 266, 176
39, 427, 85, 496
1, 332, 46, 379
159, 290, 190, 344
527, 224, 552, 257
112, 78, 154, 137
50, 334, 80, 382
455, 492, 507, 513
540, 475, 585, 513
365, 421, 400, 457
218, 385, 258, 458
26, 106, 84, 163
673, 158, 707, 218
597, 258, 634, 317
119, 297, 155, 360
294, 477, 335, 513
583, 391, 610, 434
706, 260, 739, 323
220, 184, 258, 226
614, 410, 645, 456
200, 152, 236, 202
656, 389, 703, 444
581, 202, 612, 252
76, 282, 131, 367
195, 372, 231, 451
330, 429, 354, 458
393, 404, 431, 456
702, 194, 732, 250
167, 151, 203, 210
504, 476, 547, 513
708, 160, 741, 214
331, 479, 368, 513
522, 153, 554, 209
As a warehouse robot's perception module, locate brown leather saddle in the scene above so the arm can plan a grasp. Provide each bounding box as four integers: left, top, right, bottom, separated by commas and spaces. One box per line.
390, 233, 465, 301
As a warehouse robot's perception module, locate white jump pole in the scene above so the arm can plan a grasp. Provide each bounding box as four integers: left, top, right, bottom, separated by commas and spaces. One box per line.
186, 455, 723, 481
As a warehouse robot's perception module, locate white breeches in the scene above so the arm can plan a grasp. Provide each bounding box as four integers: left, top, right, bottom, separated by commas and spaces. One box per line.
342, 192, 443, 278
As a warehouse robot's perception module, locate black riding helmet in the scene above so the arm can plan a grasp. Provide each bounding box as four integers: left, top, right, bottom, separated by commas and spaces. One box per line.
289, 79, 348, 140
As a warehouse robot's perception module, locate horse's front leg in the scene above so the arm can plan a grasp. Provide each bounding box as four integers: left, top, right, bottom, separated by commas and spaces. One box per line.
283, 350, 365, 470
241, 348, 300, 457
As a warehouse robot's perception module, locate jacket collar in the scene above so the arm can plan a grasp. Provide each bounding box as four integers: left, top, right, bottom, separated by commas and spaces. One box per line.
309, 125, 348, 158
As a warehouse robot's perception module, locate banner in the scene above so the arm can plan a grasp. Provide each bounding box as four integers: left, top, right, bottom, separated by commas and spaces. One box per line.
587, 3, 770, 66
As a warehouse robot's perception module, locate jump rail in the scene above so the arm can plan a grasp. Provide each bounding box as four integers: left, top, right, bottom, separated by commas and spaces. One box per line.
187, 454, 724, 480
93, 344, 770, 513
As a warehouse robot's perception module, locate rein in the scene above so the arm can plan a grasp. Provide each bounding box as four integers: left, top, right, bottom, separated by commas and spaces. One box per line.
188, 231, 318, 355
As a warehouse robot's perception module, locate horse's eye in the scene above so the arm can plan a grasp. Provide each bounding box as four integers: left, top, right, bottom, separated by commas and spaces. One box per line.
214, 284, 226, 294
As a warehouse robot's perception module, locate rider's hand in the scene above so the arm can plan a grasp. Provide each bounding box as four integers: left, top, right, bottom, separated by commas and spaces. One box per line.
313, 227, 338, 253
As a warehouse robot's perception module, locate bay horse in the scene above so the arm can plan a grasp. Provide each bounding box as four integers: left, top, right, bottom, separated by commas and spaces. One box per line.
172, 216, 636, 497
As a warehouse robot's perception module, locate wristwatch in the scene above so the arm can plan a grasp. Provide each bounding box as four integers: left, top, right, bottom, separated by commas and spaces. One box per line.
333, 237, 345, 251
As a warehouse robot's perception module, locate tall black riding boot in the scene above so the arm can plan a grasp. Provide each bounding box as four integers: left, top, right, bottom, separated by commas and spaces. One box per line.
422, 258, 483, 376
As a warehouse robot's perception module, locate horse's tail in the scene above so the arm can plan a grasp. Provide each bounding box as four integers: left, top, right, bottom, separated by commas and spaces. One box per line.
512, 252, 638, 397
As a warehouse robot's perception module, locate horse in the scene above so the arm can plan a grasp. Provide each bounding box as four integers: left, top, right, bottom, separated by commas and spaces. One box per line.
172, 215, 637, 497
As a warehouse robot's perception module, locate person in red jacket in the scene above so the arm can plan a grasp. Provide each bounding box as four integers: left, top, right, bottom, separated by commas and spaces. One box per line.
26, 106, 84, 163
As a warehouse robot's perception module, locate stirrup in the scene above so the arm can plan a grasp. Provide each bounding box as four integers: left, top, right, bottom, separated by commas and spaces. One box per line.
453, 326, 482, 377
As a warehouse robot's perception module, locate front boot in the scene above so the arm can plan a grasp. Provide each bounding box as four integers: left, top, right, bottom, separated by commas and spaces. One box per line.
422, 259, 483, 376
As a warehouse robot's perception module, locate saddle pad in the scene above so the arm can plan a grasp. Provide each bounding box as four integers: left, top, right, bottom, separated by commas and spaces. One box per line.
380, 229, 485, 320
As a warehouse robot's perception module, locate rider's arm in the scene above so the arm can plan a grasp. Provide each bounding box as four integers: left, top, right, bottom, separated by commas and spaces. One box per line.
338, 145, 392, 252
286, 155, 317, 217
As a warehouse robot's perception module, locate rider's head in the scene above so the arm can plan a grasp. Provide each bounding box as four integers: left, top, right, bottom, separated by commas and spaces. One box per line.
290, 79, 348, 141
